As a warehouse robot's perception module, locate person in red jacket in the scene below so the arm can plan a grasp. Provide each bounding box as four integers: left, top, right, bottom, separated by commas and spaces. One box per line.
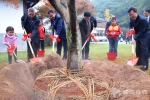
106, 17, 121, 58
38, 19, 45, 51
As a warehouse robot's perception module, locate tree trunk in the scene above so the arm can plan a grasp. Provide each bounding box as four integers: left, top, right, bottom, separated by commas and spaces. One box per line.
67, 0, 82, 69
48, 0, 82, 70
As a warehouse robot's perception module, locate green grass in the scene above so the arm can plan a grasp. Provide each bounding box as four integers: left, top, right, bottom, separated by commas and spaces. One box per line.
1, 43, 150, 74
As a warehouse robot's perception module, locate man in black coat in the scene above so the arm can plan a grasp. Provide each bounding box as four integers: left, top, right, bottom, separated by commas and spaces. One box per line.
144, 10, 150, 58
128, 7, 150, 70
21, 7, 40, 62
79, 12, 96, 60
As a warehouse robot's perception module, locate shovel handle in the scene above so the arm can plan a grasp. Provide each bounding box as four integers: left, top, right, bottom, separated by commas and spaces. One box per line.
131, 35, 134, 54
23, 29, 36, 58
52, 40, 55, 52
28, 40, 36, 58
52, 32, 56, 52
13, 52, 18, 60
82, 40, 88, 50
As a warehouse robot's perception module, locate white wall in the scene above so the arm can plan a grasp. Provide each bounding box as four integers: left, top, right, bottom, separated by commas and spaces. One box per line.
0, 1, 23, 33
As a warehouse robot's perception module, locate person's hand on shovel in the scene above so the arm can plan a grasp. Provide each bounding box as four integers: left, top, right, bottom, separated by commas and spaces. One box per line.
27, 38, 31, 42
131, 40, 136, 45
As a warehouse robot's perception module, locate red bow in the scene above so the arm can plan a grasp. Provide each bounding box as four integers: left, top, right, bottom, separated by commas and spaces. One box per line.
7, 45, 15, 56
22, 33, 31, 41
129, 30, 135, 37
49, 35, 61, 42
126, 32, 130, 38
90, 33, 97, 42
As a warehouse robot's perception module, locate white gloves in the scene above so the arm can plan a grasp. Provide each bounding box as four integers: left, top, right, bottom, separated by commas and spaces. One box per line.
54, 34, 58, 38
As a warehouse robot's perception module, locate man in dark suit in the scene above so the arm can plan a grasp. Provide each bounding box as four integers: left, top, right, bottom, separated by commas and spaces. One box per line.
128, 7, 150, 70
143, 10, 150, 25
79, 12, 96, 60
144, 10, 150, 57
48, 10, 68, 60
21, 7, 40, 62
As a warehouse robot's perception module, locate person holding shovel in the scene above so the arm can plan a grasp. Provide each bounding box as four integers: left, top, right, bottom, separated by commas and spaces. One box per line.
48, 10, 68, 60
106, 17, 121, 59
21, 7, 40, 62
3, 26, 17, 64
79, 12, 97, 60
128, 7, 150, 70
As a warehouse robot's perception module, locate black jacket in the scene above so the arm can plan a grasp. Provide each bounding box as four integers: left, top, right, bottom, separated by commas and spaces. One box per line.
90, 16, 97, 29
79, 18, 95, 40
21, 12, 40, 44
130, 14, 150, 44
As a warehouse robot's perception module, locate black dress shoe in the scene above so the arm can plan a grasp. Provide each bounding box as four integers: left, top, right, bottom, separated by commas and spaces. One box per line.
140, 66, 148, 71
26, 59, 30, 63
85, 57, 91, 60
62, 58, 67, 60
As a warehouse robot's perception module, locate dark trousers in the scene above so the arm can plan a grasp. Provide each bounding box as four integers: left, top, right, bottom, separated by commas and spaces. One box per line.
7, 48, 17, 64
27, 41, 39, 60
57, 38, 68, 58
38, 40, 44, 50
126, 38, 130, 44
82, 38, 90, 59
136, 40, 149, 68
148, 43, 150, 56
108, 38, 118, 54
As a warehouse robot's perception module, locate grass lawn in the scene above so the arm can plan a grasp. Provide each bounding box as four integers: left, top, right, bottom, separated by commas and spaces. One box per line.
0, 43, 150, 74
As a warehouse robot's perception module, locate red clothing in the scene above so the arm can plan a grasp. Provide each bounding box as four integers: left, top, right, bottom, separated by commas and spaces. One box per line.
126, 32, 130, 38
38, 25, 45, 39
106, 24, 121, 39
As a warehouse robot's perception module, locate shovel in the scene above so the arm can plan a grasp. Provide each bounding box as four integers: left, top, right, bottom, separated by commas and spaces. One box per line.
13, 52, 25, 63
27, 40, 42, 63
82, 28, 97, 50
23, 29, 42, 63
127, 35, 138, 66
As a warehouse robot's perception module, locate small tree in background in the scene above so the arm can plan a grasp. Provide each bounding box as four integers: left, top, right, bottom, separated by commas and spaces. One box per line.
105, 9, 111, 21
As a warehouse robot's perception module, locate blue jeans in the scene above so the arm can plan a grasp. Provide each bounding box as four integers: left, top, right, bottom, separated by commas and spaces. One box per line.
108, 38, 118, 54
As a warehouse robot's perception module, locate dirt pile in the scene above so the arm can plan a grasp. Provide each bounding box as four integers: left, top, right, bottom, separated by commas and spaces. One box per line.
82, 60, 150, 100
0, 53, 150, 100
0, 53, 63, 100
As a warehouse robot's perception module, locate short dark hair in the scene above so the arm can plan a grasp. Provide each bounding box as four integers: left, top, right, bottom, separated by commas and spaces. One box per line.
128, 7, 137, 13
48, 10, 54, 14
145, 9, 150, 13
111, 17, 116, 21
84, 12, 91, 17
6, 26, 14, 32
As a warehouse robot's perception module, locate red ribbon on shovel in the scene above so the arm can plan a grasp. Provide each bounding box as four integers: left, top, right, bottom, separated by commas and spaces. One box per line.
7, 45, 15, 56
128, 30, 135, 37
22, 33, 31, 41
90, 33, 97, 42
49, 35, 61, 42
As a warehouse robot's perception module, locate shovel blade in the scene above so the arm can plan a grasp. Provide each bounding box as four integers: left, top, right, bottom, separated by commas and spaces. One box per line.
16, 59, 25, 63
30, 57, 42, 63
127, 58, 139, 66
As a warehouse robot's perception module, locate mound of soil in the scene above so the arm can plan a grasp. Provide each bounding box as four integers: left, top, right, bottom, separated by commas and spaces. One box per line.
0, 53, 150, 100
0, 53, 63, 100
